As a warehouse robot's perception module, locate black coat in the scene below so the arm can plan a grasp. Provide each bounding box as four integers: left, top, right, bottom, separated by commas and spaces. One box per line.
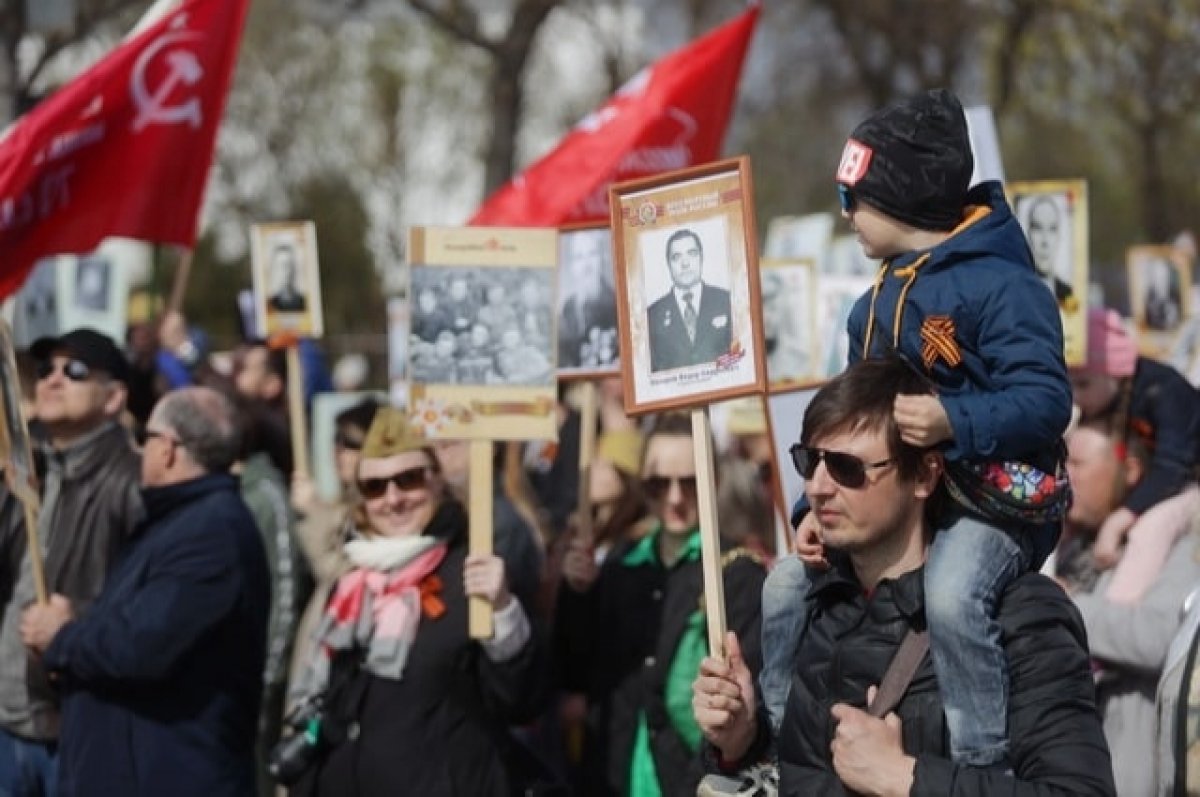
556, 534, 766, 797
1119, 356, 1200, 515
298, 503, 547, 797
776, 561, 1116, 795
646, 284, 733, 372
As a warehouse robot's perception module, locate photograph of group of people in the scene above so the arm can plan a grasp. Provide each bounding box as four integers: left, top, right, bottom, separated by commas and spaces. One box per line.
409, 265, 555, 387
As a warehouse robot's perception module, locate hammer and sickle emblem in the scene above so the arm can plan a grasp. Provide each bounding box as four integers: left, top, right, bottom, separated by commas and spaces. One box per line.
131, 29, 205, 132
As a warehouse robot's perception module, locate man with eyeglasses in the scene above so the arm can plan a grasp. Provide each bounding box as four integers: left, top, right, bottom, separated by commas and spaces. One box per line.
19, 386, 270, 797
693, 358, 1114, 794
646, 228, 733, 373
0, 328, 142, 796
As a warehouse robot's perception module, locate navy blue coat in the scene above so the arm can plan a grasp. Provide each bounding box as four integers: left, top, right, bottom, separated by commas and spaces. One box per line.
44, 473, 270, 797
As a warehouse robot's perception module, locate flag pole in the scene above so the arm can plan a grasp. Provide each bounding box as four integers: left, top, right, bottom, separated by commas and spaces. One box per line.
166, 248, 194, 315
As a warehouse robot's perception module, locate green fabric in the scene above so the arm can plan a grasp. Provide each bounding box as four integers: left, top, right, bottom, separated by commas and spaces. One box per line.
621, 523, 702, 568
628, 712, 663, 797
665, 609, 706, 754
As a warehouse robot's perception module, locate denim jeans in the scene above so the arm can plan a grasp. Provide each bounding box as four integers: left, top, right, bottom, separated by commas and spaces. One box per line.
0, 729, 58, 797
759, 554, 811, 732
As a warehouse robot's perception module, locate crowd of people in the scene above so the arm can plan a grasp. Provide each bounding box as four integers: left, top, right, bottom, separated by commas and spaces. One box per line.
0, 88, 1197, 797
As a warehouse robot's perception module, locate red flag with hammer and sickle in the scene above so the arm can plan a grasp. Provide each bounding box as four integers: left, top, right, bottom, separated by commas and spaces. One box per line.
469, 3, 759, 226
0, 0, 250, 299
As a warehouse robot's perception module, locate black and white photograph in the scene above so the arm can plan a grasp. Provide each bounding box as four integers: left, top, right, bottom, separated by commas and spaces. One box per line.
1129, 245, 1189, 335
557, 226, 619, 377
640, 219, 733, 374
0, 321, 35, 500
250, 220, 324, 338
814, 273, 875, 379
13, 258, 59, 347
409, 265, 555, 387
760, 259, 816, 388
73, 254, 111, 312
762, 212, 833, 264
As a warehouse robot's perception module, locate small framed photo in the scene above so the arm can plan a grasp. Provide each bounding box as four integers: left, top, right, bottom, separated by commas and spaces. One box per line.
557, 223, 620, 380
766, 384, 823, 521
1007, 179, 1089, 366
762, 213, 834, 263
813, 273, 875, 379
250, 221, 324, 338
406, 226, 558, 441
1128, 245, 1190, 336
0, 321, 36, 504
760, 258, 818, 390
824, 234, 878, 278
609, 157, 766, 415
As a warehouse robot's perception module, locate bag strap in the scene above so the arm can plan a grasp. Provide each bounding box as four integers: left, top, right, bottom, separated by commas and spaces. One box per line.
867, 628, 930, 718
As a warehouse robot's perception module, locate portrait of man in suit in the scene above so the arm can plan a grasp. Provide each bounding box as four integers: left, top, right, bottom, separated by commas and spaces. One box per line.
1019, 193, 1078, 313
267, 241, 307, 313
645, 227, 732, 372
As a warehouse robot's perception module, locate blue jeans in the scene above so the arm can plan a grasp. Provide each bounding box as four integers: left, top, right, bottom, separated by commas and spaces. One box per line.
759, 554, 810, 732
0, 729, 58, 797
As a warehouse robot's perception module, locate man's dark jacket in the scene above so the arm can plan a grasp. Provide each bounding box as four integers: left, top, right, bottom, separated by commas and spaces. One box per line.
646, 283, 732, 372
44, 473, 270, 797
774, 560, 1116, 795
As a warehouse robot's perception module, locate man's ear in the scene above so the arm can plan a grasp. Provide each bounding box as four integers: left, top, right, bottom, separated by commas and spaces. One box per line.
1123, 450, 1146, 489
914, 451, 943, 500
102, 382, 128, 418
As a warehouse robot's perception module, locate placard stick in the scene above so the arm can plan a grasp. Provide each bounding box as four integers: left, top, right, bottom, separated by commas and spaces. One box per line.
468, 440, 494, 639
166, 248, 194, 315
691, 407, 727, 659
284, 345, 310, 478
20, 498, 46, 605
575, 381, 598, 544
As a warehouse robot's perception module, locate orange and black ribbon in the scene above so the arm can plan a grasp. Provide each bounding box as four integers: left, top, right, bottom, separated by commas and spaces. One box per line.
920, 316, 962, 371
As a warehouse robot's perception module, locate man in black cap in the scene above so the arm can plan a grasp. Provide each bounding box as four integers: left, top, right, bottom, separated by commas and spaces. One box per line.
0, 328, 143, 795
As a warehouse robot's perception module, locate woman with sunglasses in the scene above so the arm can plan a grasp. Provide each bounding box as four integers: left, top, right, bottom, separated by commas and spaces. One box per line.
555, 413, 766, 797
285, 408, 544, 796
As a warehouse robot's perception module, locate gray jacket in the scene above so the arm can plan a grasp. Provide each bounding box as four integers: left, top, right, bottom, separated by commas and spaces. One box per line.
0, 421, 142, 740
1074, 527, 1200, 797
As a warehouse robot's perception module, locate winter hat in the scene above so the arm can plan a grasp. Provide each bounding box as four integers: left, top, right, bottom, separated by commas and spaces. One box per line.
835, 88, 973, 231
1076, 307, 1137, 378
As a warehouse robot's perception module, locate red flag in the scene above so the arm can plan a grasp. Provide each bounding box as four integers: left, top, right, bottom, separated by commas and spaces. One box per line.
0, 0, 250, 299
470, 4, 759, 226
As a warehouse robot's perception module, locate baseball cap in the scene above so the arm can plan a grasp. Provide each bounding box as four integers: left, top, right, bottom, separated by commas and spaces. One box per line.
30, 328, 131, 384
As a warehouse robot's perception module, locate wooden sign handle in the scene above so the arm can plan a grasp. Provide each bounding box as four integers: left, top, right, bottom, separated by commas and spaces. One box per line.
691, 408, 728, 659
22, 498, 47, 605
468, 440, 494, 639
285, 345, 310, 478
575, 381, 598, 545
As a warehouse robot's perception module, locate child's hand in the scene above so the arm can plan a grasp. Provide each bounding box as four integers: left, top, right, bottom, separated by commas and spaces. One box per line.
795, 511, 829, 570
1092, 507, 1136, 570
893, 394, 953, 447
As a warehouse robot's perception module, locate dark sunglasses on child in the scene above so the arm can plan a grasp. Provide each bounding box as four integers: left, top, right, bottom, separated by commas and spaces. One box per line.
641, 474, 699, 501
837, 184, 856, 213
36, 358, 92, 382
789, 444, 893, 489
357, 467, 430, 499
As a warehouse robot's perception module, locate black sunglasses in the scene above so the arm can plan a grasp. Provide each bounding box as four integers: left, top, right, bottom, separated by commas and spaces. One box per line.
641, 474, 698, 501
36, 358, 91, 382
837, 184, 856, 213
789, 444, 893, 489
357, 466, 430, 499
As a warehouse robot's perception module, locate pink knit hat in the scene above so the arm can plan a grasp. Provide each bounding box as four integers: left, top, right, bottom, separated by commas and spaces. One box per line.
1077, 307, 1137, 378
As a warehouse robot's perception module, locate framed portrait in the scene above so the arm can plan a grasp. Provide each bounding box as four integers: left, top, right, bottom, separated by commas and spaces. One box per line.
60, 247, 133, 344
824, 234, 878, 279
1128, 244, 1191, 340
406, 226, 558, 441
12, 258, 60, 347
762, 213, 834, 264
760, 258, 818, 391
813, 273, 875, 379
311, 390, 390, 502
765, 384, 823, 524
1007, 179, 1089, 366
557, 223, 620, 380
0, 321, 37, 504
609, 157, 766, 415
250, 221, 324, 338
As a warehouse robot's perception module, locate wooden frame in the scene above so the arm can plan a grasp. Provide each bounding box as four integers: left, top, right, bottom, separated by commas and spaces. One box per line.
760, 257, 822, 392
250, 220, 324, 339
1007, 179, 1089, 366
609, 157, 766, 415
556, 222, 620, 380
405, 226, 558, 441
1128, 244, 1191, 339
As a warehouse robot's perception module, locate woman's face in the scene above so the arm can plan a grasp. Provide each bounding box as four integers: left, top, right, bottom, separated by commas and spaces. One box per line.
642, 434, 699, 535
359, 450, 442, 538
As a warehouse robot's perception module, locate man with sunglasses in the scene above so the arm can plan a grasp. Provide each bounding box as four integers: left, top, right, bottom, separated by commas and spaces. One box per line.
0, 328, 143, 796
694, 358, 1114, 794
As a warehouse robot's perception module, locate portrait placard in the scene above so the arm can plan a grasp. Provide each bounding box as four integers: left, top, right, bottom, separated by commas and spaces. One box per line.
760, 258, 818, 391
766, 384, 822, 525
1128, 244, 1191, 347
557, 223, 620, 380
813, 273, 875, 379
824, 234, 877, 278
610, 157, 766, 415
1007, 179, 1089, 366
0, 321, 37, 505
762, 213, 834, 265
250, 221, 324, 339
311, 391, 390, 502
406, 226, 558, 441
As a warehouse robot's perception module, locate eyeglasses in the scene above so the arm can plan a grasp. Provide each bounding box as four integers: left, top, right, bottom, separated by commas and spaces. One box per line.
36, 359, 91, 382
145, 429, 184, 449
358, 467, 430, 499
837, 184, 856, 213
641, 474, 698, 502
789, 444, 893, 489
